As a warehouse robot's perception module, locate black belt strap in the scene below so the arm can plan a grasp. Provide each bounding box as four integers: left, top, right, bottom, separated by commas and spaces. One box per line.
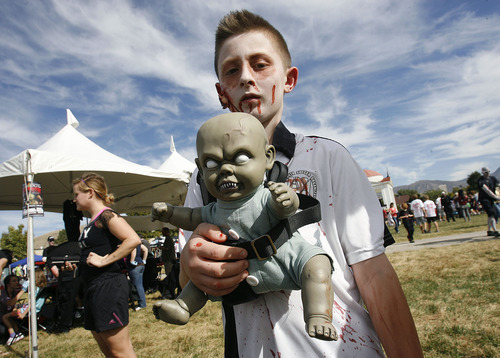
221, 192, 322, 357
221, 193, 321, 261
223, 302, 239, 358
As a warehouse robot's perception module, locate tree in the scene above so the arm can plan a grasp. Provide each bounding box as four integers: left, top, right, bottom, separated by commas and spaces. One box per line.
137, 230, 162, 240
423, 189, 442, 202
467, 171, 481, 192
1, 224, 27, 261
56, 229, 68, 244
397, 189, 418, 197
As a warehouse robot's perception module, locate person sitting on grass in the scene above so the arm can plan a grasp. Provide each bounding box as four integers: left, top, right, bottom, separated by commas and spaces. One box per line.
0, 275, 28, 346
152, 113, 337, 341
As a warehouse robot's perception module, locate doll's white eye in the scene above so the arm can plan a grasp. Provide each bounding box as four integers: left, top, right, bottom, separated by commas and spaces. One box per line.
205, 159, 218, 169
235, 153, 250, 164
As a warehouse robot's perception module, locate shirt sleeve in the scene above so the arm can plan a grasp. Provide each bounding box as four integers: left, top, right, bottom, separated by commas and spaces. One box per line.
326, 142, 385, 265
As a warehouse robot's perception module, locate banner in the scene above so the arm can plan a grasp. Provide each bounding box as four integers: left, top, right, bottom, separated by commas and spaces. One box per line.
22, 182, 44, 218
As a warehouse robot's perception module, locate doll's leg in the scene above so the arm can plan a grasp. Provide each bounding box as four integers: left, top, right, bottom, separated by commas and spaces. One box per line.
153, 280, 207, 325
301, 254, 338, 341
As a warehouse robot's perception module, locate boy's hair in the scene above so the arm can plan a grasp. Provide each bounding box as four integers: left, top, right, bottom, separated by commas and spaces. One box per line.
214, 9, 291, 77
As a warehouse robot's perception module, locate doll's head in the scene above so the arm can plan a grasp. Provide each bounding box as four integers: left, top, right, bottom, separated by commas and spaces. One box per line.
195, 113, 275, 201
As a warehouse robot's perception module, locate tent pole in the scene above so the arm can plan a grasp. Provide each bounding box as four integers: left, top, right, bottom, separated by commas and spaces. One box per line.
26, 159, 39, 357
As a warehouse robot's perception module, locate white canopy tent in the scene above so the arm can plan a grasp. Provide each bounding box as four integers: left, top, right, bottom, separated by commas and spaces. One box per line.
158, 136, 196, 175
0, 110, 190, 214
119, 136, 196, 231
0, 109, 191, 356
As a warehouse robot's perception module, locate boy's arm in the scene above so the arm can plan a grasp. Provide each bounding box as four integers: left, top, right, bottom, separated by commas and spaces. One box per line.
267, 181, 299, 219
352, 253, 423, 358
151, 202, 203, 231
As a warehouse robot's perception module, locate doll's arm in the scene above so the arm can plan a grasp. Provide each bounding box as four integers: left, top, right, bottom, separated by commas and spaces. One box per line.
267, 181, 299, 219
152, 202, 203, 231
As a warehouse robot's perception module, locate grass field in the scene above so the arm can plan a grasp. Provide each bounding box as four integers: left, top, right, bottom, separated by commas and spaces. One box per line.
1, 214, 498, 357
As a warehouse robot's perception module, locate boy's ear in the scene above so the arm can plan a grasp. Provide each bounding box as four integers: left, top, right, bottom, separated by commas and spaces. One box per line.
215, 83, 230, 110
215, 82, 223, 96
284, 67, 298, 93
265, 145, 276, 170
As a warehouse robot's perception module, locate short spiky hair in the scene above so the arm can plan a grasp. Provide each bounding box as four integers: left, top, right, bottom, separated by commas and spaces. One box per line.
214, 9, 292, 78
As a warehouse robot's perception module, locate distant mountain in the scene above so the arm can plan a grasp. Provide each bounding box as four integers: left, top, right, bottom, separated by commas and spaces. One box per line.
394, 166, 500, 194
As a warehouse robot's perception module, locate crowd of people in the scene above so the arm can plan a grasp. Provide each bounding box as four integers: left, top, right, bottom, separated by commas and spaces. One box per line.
1, 9, 498, 358
384, 167, 500, 242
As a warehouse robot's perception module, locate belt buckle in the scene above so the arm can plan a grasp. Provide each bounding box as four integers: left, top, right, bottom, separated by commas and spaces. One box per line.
250, 235, 277, 261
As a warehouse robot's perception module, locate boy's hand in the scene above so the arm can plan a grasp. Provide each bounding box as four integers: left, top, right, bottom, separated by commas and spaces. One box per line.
180, 223, 249, 297
151, 202, 173, 222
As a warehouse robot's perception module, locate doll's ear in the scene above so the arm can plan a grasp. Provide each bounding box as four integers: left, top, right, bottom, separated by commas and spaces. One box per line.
195, 158, 203, 175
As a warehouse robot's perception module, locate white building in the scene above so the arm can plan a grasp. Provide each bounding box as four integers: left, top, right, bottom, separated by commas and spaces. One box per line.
363, 169, 396, 209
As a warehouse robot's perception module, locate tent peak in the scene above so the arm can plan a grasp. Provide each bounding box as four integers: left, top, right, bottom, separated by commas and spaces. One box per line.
66, 109, 79, 128
170, 135, 176, 153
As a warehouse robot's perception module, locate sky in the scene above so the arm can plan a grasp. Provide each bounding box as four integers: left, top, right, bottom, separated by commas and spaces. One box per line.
1, 0, 499, 237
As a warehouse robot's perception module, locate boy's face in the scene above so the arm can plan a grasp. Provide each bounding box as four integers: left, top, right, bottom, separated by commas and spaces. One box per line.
216, 31, 297, 134
196, 114, 275, 201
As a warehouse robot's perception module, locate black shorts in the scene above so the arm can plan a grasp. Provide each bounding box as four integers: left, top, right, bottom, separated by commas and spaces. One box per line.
481, 200, 496, 217
84, 272, 129, 333
426, 216, 438, 223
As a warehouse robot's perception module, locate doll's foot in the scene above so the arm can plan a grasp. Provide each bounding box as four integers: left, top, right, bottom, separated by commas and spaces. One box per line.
306, 315, 338, 341
153, 299, 190, 325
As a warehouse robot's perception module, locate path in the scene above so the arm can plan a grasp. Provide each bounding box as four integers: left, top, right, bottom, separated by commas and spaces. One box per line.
385, 231, 499, 253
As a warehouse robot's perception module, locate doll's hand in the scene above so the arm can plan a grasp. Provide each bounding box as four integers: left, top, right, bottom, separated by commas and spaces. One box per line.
268, 181, 299, 216
151, 202, 173, 222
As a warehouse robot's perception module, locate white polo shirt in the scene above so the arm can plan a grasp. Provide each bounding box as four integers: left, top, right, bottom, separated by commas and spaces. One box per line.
183, 125, 386, 357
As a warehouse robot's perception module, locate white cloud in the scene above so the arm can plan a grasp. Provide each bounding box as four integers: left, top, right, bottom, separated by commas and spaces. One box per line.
1, 0, 500, 235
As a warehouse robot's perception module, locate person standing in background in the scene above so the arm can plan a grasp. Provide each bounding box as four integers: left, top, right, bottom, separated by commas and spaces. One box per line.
160, 228, 175, 277
73, 172, 139, 357
441, 192, 455, 222
423, 195, 439, 233
435, 195, 444, 221
127, 243, 148, 310
456, 189, 471, 222
398, 203, 415, 243
477, 167, 500, 236
410, 194, 426, 233
389, 203, 399, 233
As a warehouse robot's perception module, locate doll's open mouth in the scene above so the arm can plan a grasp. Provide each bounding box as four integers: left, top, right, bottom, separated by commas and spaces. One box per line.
219, 182, 240, 192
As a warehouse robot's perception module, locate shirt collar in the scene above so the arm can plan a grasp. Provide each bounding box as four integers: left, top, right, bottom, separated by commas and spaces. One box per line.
272, 122, 295, 161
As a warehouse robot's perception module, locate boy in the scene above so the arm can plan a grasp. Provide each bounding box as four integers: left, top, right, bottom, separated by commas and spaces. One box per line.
180, 10, 422, 357
152, 113, 337, 341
